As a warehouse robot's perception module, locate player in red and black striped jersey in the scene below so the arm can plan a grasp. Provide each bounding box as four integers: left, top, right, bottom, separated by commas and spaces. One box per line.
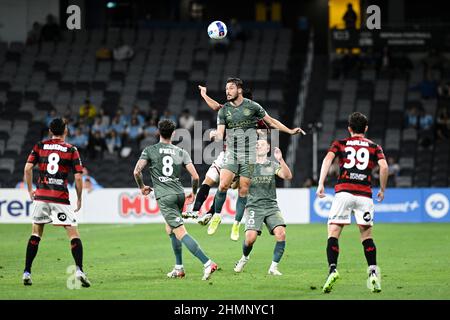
22, 118, 91, 287
316, 112, 389, 294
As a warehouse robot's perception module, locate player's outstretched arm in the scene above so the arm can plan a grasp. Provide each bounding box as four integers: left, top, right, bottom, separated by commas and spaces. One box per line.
185, 163, 200, 204
263, 114, 306, 135
24, 163, 35, 201
74, 173, 83, 212
377, 159, 389, 202
198, 85, 221, 111
316, 152, 336, 198
133, 159, 152, 195
274, 147, 293, 180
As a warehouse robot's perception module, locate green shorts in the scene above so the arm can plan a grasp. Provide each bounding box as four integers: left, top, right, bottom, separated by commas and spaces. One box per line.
222, 151, 254, 178
244, 207, 286, 235
157, 194, 185, 229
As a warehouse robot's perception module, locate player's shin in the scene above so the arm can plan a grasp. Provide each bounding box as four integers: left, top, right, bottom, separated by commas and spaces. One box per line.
70, 238, 84, 272
362, 238, 377, 266
214, 190, 227, 214
193, 184, 211, 212
327, 237, 339, 273
24, 235, 41, 273
181, 234, 209, 264
235, 196, 247, 222
169, 233, 183, 266
242, 240, 253, 257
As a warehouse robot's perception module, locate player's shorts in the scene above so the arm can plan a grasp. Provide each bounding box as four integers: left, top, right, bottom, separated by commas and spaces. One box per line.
158, 193, 185, 229
244, 206, 286, 235
31, 200, 78, 226
205, 151, 225, 183
222, 151, 254, 178
328, 192, 374, 226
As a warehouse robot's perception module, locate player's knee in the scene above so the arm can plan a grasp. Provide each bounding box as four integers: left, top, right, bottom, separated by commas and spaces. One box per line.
218, 182, 230, 192
274, 228, 286, 241
245, 233, 257, 245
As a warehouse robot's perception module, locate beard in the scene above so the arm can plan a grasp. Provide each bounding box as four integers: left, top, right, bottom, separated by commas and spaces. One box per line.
227, 93, 238, 102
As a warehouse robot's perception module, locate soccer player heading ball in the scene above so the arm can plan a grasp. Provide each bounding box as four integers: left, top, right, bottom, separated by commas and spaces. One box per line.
316, 112, 389, 293
23, 118, 90, 287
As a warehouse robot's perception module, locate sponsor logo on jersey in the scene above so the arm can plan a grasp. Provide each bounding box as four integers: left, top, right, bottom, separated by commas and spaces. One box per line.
350, 173, 367, 181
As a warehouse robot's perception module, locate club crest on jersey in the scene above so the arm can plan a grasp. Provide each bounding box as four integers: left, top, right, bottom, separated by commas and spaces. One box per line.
243, 108, 251, 116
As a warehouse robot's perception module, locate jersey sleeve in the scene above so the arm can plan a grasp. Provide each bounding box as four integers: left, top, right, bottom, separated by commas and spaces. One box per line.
26, 143, 40, 165
272, 161, 282, 176
139, 147, 151, 161
253, 101, 267, 119
328, 140, 341, 155
217, 107, 226, 125
375, 144, 385, 160
182, 149, 192, 166
71, 147, 83, 174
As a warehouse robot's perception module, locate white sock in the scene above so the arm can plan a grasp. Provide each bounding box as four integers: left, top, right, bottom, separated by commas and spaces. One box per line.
242, 255, 249, 260
203, 259, 212, 268
175, 264, 184, 270
369, 265, 378, 273
270, 261, 278, 270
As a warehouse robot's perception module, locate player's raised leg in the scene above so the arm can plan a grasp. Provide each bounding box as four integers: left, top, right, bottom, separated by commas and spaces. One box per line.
207, 168, 235, 235
194, 176, 216, 224
323, 223, 343, 293
359, 225, 381, 292
268, 226, 286, 276
234, 230, 257, 273
23, 223, 45, 285
172, 225, 217, 280
66, 226, 91, 288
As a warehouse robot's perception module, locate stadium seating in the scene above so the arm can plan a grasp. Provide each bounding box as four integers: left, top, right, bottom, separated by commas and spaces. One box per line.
0, 25, 297, 187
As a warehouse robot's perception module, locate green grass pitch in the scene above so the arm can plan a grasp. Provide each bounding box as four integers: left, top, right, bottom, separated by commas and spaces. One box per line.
1, 223, 449, 300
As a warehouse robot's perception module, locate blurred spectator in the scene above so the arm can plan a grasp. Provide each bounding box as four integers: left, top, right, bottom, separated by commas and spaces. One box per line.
377, 47, 391, 75
405, 106, 419, 128
27, 22, 41, 45
418, 108, 434, 131
410, 73, 438, 99
91, 117, 108, 137
436, 107, 450, 140
83, 177, 94, 193
79, 98, 97, 124
189, 1, 204, 21
342, 3, 357, 30
109, 115, 126, 136
387, 157, 400, 187
106, 130, 122, 155
40, 14, 61, 42
148, 108, 160, 123
438, 81, 450, 99
144, 119, 158, 137
115, 108, 129, 126
43, 108, 57, 137
77, 167, 102, 190
160, 110, 177, 124
130, 105, 146, 126
69, 128, 89, 153
98, 108, 111, 127
179, 109, 195, 131
88, 131, 107, 159
125, 117, 144, 148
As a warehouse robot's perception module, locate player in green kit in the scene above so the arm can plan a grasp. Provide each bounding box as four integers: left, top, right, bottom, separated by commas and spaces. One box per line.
133, 120, 218, 280
233, 137, 292, 275
206, 78, 304, 235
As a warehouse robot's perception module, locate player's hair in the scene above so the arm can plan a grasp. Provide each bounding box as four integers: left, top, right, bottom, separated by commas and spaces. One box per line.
226, 77, 244, 89
49, 118, 67, 136
348, 112, 368, 134
158, 119, 176, 139
243, 88, 253, 100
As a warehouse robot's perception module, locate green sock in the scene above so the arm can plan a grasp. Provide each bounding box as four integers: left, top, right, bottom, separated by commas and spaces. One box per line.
169, 233, 182, 265
181, 234, 209, 264
273, 241, 286, 263
214, 190, 227, 214
235, 196, 247, 222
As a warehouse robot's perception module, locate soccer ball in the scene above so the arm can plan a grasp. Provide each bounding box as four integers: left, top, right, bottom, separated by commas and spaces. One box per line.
207, 21, 227, 39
